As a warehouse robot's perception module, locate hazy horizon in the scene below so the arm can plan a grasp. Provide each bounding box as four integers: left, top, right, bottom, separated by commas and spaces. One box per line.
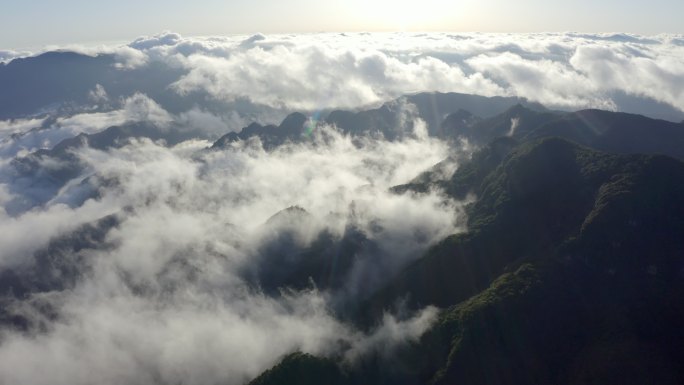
1, 0, 683, 49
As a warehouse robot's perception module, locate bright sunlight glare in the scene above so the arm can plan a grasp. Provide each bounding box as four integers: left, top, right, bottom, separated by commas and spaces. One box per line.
358, 0, 459, 30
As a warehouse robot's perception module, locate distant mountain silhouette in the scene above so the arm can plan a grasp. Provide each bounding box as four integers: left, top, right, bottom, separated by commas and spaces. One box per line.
438, 109, 482, 138
393, 105, 684, 198
212, 112, 308, 150
405, 92, 547, 136
446, 103, 561, 145
210, 93, 546, 147
325, 93, 546, 140
448, 104, 684, 158
525, 109, 684, 159
0, 52, 188, 119
210, 97, 684, 158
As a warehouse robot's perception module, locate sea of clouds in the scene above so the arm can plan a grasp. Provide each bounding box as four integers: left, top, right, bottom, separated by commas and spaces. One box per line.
0, 119, 460, 384
1, 30, 683, 385
28, 31, 684, 117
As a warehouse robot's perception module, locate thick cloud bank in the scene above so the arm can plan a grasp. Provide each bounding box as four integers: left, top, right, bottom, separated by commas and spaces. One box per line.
4, 31, 684, 122
120, 31, 684, 119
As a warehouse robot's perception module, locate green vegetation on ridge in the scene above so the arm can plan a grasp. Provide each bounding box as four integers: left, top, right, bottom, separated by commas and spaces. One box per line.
253, 135, 684, 385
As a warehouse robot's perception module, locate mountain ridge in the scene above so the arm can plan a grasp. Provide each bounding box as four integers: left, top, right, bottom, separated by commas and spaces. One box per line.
250, 137, 684, 385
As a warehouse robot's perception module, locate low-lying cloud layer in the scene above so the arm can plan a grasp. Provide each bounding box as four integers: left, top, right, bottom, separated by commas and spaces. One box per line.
0, 119, 460, 385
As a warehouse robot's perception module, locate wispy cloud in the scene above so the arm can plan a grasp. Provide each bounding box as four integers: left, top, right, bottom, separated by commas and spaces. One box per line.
0, 121, 463, 385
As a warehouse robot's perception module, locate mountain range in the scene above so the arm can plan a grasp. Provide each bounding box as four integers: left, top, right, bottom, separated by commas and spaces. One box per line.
1, 81, 684, 384
247, 135, 684, 385
224, 98, 684, 384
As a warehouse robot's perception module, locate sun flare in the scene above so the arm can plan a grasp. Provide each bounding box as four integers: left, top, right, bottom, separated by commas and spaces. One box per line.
362, 0, 453, 30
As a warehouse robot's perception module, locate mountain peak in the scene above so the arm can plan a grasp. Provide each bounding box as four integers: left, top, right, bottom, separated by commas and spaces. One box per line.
280, 112, 308, 129
504, 103, 534, 116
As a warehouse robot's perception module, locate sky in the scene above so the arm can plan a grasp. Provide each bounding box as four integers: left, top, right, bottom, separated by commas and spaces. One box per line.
1, 0, 683, 49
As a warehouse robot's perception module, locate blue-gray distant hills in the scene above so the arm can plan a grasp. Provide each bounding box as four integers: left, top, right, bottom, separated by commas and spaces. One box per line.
0, 51, 540, 122
12, 91, 684, 216
0, 51, 184, 119
0, 51, 279, 120
4, 50, 684, 122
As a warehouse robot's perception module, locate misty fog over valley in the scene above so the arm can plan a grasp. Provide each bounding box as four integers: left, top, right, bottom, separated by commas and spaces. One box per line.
1, 29, 684, 385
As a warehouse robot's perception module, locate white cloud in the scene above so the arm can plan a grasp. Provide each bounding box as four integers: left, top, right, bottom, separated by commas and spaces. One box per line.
466, 51, 616, 110
0, 117, 45, 136
6, 32, 684, 117
0, 198, 119, 269
88, 84, 109, 104
101, 31, 683, 115
177, 107, 239, 136
569, 43, 684, 112
0, 94, 172, 158
129, 31, 183, 50
344, 306, 439, 363
171, 43, 503, 110
0, 49, 31, 63
0, 287, 352, 385
110, 45, 149, 69
0, 121, 460, 385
